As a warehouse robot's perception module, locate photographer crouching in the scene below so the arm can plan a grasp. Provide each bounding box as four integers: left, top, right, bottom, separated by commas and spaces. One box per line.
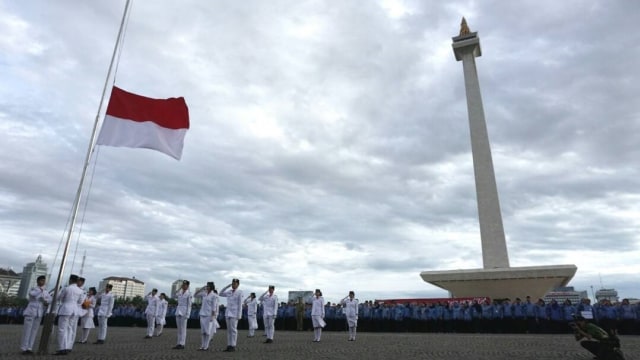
570, 314, 625, 360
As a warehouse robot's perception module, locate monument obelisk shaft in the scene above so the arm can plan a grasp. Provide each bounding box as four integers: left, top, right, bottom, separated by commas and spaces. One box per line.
453, 19, 509, 269
419, 19, 576, 300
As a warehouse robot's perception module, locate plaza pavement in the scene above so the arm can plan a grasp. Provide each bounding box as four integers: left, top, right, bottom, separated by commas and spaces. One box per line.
0, 325, 638, 359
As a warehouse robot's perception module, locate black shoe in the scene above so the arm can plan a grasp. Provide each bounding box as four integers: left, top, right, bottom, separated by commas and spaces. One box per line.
264, 339, 273, 343
144, 335, 152, 339
172, 344, 184, 349
223, 346, 236, 352
94, 340, 104, 344
21, 350, 32, 355
53, 350, 68, 356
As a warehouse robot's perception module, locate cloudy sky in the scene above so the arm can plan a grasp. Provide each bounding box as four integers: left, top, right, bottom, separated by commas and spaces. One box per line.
2, 0, 639, 303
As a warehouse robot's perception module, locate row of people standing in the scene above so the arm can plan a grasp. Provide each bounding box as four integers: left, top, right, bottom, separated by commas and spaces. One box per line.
157, 278, 254, 352
19, 274, 116, 355
145, 280, 360, 351
166, 278, 282, 352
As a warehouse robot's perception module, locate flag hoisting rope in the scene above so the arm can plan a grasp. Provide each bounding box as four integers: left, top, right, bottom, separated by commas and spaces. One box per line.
37, 0, 133, 354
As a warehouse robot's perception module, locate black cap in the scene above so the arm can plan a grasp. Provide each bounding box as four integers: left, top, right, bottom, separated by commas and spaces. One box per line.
37, 275, 46, 281
182, 280, 190, 285
269, 285, 275, 289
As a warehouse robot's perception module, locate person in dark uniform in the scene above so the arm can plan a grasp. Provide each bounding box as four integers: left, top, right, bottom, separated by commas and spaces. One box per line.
572, 315, 625, 360
296, 297, 305, 331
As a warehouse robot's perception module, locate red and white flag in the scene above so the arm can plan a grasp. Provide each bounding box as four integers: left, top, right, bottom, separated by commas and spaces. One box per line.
97, 86, 190, 160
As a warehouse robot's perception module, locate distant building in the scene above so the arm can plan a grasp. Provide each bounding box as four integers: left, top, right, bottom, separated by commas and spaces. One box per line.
595, 288, 618, 303
98, 276, 145, 299
288, 291, 314, 303
543, 286, 588, 305
192, 286, 204, 305
170, 279, 186, 296
0, 268, 22, 297
17, 255, 48, 299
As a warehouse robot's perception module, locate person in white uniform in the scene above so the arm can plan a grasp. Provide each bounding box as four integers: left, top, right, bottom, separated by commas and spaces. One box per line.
155, 293, 168, 336
340, 291, 359, 341
220, 278, 243, 352
209, 289, 221, 341
78, 287, 97, 344
95, 284, 114, 344
68, 276, 86, 351
20, 275, 51, 354
259, 285, 278, 343
311, 289, 326, 342
244, 293, 258, 338
144, 289, 159, 339
172, 280, 192, 350
195, 282, 219, 351
55, 274, 85, 355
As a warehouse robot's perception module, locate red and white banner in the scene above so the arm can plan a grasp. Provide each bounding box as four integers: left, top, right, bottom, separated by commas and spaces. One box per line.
97, 86, 190, 160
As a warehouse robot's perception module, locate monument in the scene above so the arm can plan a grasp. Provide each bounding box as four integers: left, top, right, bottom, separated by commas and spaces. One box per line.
420, 18, 576, 300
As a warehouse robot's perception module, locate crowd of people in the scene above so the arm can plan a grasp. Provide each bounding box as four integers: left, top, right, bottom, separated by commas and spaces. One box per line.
59, 295, 639, 336
6, 273, 638, 356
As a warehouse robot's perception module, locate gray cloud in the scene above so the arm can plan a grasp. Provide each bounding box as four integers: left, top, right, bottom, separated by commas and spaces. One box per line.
1, 0, 639, 302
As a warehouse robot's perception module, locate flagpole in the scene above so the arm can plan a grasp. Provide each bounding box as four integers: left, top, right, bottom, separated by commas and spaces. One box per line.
38, 0, 132, 354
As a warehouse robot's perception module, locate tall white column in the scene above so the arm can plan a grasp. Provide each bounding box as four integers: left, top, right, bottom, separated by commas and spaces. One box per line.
453, 29, 509, 269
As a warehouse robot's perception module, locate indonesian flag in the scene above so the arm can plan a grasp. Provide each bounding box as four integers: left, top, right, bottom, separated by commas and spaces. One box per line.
97, 86, 190, 160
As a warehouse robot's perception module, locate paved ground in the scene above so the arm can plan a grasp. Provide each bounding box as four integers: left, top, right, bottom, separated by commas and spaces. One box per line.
1, 325, 638, 359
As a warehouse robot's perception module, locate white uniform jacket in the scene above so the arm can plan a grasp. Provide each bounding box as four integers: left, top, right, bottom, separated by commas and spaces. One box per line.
174, 289, 193, 317
341, 297, 359, 319
311, 296, 325, 317
96, 292, 115, 317
259, 292, 278, 317
245, 298, 258, 316
57, 284, 85, 316
23, 286, 52, 318
219, 286, 243, 319
157, 299, 168, 324
81, 295, 97, 318
195, 290, 219, 317
145, 294, 159, 316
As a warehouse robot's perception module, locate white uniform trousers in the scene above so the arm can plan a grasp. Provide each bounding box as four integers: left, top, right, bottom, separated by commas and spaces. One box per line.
263, 315, 275, 340
57, 315, 71, 350
20, 315, 41, 351
347, 316, 357, 340
145, 313, 156, 337
225, 317, 239, 347
97, 316, 108, 341
68, 315, 78, 349
176, 315, 188, 346
199, 315, 213, 349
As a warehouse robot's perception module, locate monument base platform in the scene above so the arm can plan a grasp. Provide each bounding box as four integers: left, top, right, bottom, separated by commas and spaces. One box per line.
420, 264, 577, 300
